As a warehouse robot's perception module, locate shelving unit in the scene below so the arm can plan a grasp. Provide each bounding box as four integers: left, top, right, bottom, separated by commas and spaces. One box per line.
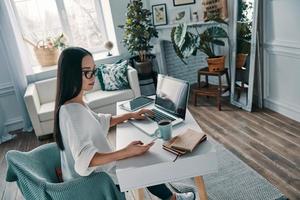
156, 21, 213, 30
155, 18, 229, 30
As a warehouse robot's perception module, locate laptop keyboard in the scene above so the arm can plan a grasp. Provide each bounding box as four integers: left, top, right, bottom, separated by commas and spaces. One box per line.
148, 108, 176, 123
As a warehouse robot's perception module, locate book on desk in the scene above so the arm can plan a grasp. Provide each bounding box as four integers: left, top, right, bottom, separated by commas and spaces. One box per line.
162, 128, 207, 161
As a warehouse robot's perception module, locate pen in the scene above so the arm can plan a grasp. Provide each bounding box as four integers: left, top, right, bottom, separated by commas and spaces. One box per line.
150, 136, 159, 143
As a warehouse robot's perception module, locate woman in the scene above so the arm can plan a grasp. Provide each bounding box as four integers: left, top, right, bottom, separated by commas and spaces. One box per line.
53, 47, 194, 200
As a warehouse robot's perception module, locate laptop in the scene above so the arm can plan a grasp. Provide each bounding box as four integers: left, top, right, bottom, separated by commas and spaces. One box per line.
129, 74, 190, 136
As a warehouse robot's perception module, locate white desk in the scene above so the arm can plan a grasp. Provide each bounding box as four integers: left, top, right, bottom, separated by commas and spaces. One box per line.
116, 101, 218, 200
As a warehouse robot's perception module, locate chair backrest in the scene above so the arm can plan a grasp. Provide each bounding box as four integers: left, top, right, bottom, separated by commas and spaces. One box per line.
6, 143, 60, 183
6, 143, 126, 200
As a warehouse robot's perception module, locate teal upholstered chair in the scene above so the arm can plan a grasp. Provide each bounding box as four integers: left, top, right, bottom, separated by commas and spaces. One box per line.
6, 143, 125, 200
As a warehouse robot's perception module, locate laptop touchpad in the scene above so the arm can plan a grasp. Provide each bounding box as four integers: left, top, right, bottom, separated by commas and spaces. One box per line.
129, 119, 158, 135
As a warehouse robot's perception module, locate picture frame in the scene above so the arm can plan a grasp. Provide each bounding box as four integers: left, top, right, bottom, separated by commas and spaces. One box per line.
202, 0, 228, 20
173, 0, 196, 7
170, 8, 190, 24
152, 4, 168, 26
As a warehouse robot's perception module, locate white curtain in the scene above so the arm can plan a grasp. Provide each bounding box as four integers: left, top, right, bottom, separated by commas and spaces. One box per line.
0, 0, 33, 135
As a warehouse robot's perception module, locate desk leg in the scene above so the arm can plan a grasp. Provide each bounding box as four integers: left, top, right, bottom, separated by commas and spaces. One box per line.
134, 188, 144, 200
194, 176, 208, 200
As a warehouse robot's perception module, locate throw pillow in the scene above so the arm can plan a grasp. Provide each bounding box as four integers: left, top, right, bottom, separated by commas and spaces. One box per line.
97, 60, 130, 91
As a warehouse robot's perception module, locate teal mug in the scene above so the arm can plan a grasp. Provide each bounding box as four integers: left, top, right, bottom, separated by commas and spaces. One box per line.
154, 120, 172, 141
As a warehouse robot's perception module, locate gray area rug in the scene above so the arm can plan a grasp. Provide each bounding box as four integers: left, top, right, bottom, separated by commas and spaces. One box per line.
168, 140, 288, 200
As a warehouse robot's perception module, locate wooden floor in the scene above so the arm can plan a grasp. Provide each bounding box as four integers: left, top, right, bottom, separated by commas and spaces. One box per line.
188, 97, 300, 200
0, 97, 299, 200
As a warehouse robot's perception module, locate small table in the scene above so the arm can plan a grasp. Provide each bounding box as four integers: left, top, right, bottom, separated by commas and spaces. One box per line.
192, 67, 230, 111
115, 100, 218, 200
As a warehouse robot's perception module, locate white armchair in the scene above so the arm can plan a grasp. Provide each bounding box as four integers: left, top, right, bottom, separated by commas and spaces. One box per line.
24, 66, 141, 138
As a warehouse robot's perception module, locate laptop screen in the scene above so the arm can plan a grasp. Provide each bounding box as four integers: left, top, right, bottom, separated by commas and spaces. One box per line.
155, 74, 190, 119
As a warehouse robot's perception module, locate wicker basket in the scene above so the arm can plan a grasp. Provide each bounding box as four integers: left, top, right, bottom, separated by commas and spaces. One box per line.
34, 40, 59, 67
207, 56, 225, 72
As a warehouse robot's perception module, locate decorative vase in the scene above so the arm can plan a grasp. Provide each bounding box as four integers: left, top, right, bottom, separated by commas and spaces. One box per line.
207, 56, 225, 72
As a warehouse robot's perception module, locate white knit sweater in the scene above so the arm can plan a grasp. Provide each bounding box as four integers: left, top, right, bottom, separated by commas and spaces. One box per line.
59, 103, 118, 183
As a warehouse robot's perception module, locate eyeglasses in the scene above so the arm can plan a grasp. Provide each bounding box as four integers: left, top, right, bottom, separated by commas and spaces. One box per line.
82, 68, 98, 79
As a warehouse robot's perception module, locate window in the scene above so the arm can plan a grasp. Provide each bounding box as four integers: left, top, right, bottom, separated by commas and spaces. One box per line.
12, 0, 112, 67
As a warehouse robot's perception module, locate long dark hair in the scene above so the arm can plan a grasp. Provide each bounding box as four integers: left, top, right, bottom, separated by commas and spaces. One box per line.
54, 47, 92, 151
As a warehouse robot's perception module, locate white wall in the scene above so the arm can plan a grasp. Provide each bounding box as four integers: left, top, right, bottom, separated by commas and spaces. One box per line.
0, 33, 24, 133
148, 0, 234, 85
263, 0, 300, 122
108, 0, 130, 56
149, 0, 203, 16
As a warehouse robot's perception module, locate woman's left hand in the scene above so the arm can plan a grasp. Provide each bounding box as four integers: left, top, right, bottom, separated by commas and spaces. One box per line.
131, 109, 154, 120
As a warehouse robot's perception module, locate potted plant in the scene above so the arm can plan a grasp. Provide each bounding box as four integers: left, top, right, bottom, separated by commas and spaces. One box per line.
119, 0, 158, 75
236, 0, 253, 68
24, 33, 67, 67
171, 17, 229, 72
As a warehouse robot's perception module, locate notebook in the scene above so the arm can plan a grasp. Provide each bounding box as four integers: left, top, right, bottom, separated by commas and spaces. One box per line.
163, 136, 186, 156
171, 128, 207, 152
162, 128, 207, 156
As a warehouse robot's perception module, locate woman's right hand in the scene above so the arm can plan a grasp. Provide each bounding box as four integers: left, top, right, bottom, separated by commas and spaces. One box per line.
123, 140, 154, 158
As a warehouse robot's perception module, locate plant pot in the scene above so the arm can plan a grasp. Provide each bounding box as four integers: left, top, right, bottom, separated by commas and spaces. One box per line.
133, 59, 153, 75
34, 47, 59, 67
207, 56, 225, 72
236, 53, 248, 69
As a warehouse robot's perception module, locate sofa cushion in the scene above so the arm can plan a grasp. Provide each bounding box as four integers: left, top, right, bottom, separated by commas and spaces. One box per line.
37, 89, 135, 122
38, 102, 55, 122
85, 89, 134, 110
97, 60, 130, 91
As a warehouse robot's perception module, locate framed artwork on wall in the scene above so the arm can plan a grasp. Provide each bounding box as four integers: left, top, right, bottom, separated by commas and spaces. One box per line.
202, 0, 228, 20
152, 4, 168, 26
170, 8, 190, 24
173, 0, 196, 7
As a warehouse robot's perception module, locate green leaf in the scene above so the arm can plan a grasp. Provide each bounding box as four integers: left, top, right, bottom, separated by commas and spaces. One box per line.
171, 27, 187, 65
192, 48, 198, 56
172, 24, 187, 47
180, 32, 197, 58
204, 27, 228, 39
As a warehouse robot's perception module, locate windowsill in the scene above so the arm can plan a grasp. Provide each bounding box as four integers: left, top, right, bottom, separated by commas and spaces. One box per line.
32, 64, 57, 75
27, 51, 123, 83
